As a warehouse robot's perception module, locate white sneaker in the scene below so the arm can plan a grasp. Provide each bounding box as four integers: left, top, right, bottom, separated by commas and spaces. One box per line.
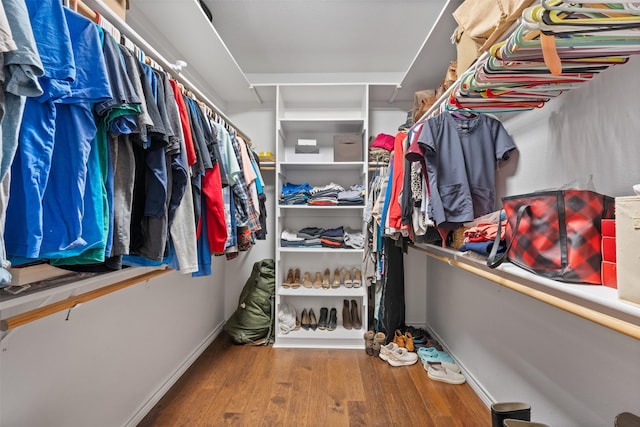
378, 342, 398, 361
386, 347, 419, 367
427, 364, 466, 384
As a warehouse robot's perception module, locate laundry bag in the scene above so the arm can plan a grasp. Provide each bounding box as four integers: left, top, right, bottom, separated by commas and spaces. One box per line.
487, 189, 614, 284
615, 196, 640, 304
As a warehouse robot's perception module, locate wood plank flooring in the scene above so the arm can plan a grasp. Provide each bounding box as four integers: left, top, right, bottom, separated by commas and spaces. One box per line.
138, 333, 491, 426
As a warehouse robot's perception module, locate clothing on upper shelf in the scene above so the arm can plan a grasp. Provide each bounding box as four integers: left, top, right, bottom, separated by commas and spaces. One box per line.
0, 0, 264, 285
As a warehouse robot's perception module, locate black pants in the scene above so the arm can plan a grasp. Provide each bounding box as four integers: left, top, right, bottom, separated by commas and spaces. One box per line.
379, 237, 405, 338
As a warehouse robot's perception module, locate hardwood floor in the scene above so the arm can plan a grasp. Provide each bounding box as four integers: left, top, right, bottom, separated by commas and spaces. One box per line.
138, 333, 491, 426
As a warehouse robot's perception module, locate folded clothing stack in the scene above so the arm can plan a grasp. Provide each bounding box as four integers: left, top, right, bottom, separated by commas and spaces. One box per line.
280, 182, 313, 205
338, 184, 365, 205
344, 228, 364, 249
297, 227, 325, 248
309, 183, 344, 206
281, 230, 305, 247
320, 226, 344, 248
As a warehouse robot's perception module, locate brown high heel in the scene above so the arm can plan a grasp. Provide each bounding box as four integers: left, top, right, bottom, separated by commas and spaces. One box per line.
343, 268, 352, 288
322, 268, 330, 289
313, 272, 322, 288
303, 272, 312, 288
283, 268, 294, 288
352, 268, 362, 288
332, 268, 341, 288
292, 268, 301, 288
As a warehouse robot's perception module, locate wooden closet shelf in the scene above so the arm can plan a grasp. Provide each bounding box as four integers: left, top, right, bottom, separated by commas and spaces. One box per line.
410, 243, 640, 341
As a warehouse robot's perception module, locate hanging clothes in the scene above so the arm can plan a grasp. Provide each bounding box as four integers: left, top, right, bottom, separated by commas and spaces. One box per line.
418, 112, 516, 229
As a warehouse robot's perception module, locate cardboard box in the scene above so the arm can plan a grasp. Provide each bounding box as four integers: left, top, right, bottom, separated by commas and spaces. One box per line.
103, 0, 127, 20
8, 263, 71, 286
333, 134, 362, 162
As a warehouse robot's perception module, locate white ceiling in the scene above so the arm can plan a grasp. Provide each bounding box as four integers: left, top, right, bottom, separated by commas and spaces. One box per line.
122, 0, 460, 111
203, 0, 444, 79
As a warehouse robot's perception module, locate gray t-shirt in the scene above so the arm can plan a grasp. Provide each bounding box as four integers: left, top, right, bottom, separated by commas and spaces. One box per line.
418, 112, 516, 229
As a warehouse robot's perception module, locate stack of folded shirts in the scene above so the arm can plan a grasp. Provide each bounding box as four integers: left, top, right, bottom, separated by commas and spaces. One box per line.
297, 227, 325, 248
344, 228, 365, 249
280, 182, 313, 205
369, 147, 390, 164
338, 184, 365, 205
280, 230, 305, 247
320, 226, 344, 248
309, 183, 344, 206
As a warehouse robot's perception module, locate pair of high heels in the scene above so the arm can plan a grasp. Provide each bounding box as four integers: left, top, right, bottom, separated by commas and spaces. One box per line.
282, 268, 301, 288
342, 267, 362, 288
300, 307, 337, 331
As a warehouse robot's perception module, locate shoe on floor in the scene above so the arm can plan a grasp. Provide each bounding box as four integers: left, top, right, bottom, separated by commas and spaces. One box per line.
615, 412, 640, 427
417, 347, 454, 364
423, 360, 460, 373
503, 420, 550, 427
427, 364, 466, 384
364, 330, 374, 356
386, 347, 419, 367
372, 332, 386, 357
379, 342, 399, 362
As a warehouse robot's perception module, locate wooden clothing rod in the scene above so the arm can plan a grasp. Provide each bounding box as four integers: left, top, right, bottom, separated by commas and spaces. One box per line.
412, 244, 640, 341
0, 269, 170, 331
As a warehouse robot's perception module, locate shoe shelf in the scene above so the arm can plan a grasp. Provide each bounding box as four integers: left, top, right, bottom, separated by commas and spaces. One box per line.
278, 286, 366, 297
275, 327, 365, 349
411, 243, 640, 340
274, 84, 369, 349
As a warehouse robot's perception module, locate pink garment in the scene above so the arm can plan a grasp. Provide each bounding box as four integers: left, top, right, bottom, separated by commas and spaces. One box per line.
464, 220, 507, 243
370, 133, 395, 151
388, 132, 408, 232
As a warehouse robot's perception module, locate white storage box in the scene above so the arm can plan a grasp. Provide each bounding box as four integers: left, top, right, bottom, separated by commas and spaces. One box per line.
615, 196, 640, 304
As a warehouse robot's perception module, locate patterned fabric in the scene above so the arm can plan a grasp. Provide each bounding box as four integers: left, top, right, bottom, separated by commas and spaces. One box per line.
496, 189, 614, 284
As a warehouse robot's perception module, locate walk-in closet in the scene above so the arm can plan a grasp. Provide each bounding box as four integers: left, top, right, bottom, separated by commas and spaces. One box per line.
1, 1, 639, 426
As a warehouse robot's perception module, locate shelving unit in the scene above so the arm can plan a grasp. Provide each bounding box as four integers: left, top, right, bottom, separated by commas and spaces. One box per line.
274, 84, 369, 348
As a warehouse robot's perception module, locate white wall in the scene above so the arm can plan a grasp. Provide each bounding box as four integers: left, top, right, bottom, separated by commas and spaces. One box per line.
225, 109, 277, 318
407, 56, 640, 426
0, 261, 227, 427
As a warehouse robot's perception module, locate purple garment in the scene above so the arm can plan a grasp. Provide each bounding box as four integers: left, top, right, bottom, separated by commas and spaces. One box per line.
418, 112, 516, 229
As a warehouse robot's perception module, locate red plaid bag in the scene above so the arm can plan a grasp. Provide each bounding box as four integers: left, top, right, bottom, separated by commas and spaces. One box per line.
487, 189, 615, 284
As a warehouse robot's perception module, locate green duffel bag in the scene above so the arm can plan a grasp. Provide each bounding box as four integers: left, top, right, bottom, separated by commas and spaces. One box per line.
223, 259, 275, 345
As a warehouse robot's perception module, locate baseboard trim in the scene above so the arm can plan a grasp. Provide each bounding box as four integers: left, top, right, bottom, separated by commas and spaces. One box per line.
425, 323, 495, 408
124, 323, 224, 427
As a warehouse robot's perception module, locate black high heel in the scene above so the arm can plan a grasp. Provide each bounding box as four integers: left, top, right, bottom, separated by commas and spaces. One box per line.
309, 308, 318, 331
300, 308, 309, 330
